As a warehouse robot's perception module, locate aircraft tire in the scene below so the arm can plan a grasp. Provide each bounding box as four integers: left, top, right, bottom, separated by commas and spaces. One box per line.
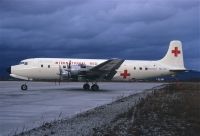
91, 84, 99, 91
21, 84, 28, 91
83, 83, 90, 90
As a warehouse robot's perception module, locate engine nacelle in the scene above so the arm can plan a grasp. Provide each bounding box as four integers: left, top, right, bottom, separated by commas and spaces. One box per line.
70, 65, 81, 75
61, 64, 88, 80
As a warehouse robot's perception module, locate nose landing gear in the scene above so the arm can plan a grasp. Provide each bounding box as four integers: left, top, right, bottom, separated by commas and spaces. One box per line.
21, 84, 28, 91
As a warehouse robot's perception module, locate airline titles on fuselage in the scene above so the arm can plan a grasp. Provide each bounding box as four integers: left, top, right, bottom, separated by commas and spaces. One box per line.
55, 61, 98, 66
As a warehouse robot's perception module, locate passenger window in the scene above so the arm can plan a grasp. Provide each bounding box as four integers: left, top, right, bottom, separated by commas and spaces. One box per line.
139, 67, 142, 70
48, 65, 50, 68
24, 62, 28, 65
145, 68, 148, 70
134, 67, 136, 70
63, 65, 66, 68
41, 64, 43, 68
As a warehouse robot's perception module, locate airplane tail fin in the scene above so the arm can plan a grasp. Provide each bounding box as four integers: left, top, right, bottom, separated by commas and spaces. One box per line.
159, 40, 185, 70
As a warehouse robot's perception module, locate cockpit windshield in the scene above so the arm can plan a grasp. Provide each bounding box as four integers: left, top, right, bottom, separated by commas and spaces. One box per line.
19, 62, 28, 65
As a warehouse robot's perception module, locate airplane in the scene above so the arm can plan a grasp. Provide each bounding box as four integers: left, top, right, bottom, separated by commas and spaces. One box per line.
7, 40, 186, 91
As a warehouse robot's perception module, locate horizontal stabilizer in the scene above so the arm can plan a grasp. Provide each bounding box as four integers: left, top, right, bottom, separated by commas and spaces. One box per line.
170, 70, 188, 72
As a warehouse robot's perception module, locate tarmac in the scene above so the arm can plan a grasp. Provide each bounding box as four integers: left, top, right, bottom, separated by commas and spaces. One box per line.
0, 81, 162, 136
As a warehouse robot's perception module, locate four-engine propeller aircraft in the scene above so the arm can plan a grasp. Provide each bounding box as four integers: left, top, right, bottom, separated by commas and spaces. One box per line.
7, 40, 186, 91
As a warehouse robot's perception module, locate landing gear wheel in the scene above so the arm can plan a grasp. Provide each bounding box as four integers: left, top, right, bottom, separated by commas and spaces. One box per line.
91, 84, 99, 91
21, 84, 28, 91
83, 83, 90, 90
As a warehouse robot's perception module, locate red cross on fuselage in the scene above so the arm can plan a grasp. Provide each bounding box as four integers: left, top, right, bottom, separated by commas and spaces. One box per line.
120, 70, 130, 79
171, 47, 181, 57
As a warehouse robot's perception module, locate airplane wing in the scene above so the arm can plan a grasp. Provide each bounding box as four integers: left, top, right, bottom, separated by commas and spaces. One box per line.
86, 59, 124, 80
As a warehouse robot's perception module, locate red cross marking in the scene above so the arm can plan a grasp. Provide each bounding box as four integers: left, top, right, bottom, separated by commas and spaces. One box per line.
171, 47, 181, 57
120, 70, 130, 79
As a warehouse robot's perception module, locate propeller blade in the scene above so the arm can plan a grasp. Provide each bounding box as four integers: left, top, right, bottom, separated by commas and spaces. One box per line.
68, 60, 71, 69
58, 65, 62, 85
67, 60, 71, 79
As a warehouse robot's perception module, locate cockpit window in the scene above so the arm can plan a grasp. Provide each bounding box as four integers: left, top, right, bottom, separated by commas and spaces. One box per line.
19, 62, 28, 65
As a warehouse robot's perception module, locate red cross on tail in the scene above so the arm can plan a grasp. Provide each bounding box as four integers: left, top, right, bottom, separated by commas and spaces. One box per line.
159, 40, 185, 70
120, 70, 130, 79
171, 47, 181, 57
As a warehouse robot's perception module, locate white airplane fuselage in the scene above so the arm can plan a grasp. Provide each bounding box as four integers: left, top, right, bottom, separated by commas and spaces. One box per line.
10, 58, 172, 81
8, 40, 186, 91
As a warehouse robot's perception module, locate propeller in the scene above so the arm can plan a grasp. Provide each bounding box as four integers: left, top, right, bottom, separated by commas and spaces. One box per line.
68, 60, 71, 69
58, 65, 63, 85
57, 60, 72, 84
67, 60, 71, 79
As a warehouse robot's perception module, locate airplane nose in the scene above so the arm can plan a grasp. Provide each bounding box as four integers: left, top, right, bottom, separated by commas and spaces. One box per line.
6, 67, 11, 74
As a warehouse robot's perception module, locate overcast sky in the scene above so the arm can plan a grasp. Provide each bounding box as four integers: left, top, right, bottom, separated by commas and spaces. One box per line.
0, 0, 199, 77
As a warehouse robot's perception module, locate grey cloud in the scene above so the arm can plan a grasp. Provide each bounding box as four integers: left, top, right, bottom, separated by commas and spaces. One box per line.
0, 0, 88, 15
0, 0, 199, 77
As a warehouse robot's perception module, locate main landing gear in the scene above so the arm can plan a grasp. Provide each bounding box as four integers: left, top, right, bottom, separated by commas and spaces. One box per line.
83, 83, 90, 90
21, 84, 28, 91
83, 82, 99, 91
20, 82, 99, 91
